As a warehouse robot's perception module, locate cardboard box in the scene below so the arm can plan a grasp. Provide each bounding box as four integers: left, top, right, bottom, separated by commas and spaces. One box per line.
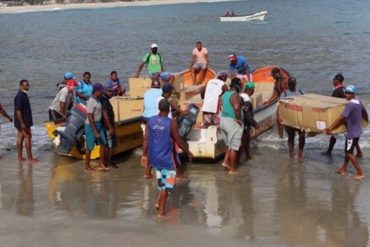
128, 77, 152, 98
251, 93, 263, 110
278, 94, 367, 133
254, 83, 274, 101
110, 97, 143, 122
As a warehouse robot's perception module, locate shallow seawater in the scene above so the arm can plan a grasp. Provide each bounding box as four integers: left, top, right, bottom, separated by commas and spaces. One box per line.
0, 137, 369, 246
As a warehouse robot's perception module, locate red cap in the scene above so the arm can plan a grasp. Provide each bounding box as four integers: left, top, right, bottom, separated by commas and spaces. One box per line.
66, 79, 78, 88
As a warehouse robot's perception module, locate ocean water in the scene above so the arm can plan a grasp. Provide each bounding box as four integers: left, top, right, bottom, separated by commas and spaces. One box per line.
1, 0, 370, 150
1, 1, 370, 246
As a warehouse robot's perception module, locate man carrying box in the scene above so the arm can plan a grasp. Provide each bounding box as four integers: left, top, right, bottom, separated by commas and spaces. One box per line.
322, 73, 363, 156
325, 85, 368, 180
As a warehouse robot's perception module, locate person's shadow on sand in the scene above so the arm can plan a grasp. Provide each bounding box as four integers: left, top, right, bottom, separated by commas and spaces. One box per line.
16, 164, 34, 216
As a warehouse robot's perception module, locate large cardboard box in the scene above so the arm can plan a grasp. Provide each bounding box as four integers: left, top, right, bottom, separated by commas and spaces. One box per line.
278, 94, 366, 133
128, 77, 152, 98
254, 83, 274, 101
110, 97, 143, 122
251, 93, 263, 110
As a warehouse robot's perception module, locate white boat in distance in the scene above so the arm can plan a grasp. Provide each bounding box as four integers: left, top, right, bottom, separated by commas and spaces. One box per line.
220, 10, 267, 22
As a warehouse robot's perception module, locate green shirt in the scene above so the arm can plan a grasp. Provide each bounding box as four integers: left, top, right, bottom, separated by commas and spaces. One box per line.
142, 53, 162, 74
221, 91, 240, 119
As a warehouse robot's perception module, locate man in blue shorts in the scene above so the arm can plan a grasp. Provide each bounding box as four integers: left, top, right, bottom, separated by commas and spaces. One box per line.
101, 84, 117, 168
142, 99, 193, 217
325, 85, 368, 180
84, 83, 109, 172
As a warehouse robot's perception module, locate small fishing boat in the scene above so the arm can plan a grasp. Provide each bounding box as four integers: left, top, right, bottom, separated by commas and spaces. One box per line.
220, 11, 267, 22
173, 68, 217, 90
182, 66, 291, 160
45, 97, 143, 160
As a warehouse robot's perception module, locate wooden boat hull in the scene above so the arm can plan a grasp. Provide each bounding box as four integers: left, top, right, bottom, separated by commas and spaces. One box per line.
173, 68, 216, 90
186, 103, 276, 160
220, 11, 267, 22
184, 65, 288, 160
45, 117, 143, 160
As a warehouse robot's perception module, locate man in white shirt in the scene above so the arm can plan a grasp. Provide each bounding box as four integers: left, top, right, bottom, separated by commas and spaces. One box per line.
48, 79, 77, 122
201, 71, 228, 128
189, 41, 209, 85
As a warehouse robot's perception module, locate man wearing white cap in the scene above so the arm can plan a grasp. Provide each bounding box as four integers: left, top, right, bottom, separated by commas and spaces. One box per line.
135, 43, 164, 78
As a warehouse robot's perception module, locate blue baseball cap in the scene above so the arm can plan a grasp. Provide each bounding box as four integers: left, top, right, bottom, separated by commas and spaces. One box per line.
160, 72, 171, 81
345, 85, 357, 94
162, 83, 173, 93
64, 72, 74, 79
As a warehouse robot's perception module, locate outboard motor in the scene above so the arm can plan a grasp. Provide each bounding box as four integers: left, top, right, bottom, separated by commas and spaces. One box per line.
177, 103, 200, 138
55, 103, 87, 154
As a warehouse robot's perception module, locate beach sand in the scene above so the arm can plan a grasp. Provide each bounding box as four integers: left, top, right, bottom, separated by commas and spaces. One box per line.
0, 136, 369, 246
0, 0, 217, 14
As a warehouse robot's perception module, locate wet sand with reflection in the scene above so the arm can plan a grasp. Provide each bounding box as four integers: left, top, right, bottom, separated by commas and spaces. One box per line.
0, 143, 369, 246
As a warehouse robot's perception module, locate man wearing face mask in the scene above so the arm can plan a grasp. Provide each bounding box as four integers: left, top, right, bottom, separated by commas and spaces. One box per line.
135, 43, 164, 78
14, 80, 38, 164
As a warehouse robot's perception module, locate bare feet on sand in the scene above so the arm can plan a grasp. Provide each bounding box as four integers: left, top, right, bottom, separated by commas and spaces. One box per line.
245, 156, 253, 161
18, 157, 26, 162
336, 168, 346, 175
222, 163, 230, 170
144, 174, 153, 179
84, 167, 95, 172
298, 155, 304, 163
98, 166, 110, 171
354, 174, 365, 180
28, 158, 39, 164
321, 151, 331, 156
228, 170, 239, 175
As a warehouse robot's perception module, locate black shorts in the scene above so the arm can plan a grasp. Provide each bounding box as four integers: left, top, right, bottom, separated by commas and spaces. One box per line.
48, 109, 64, 122
345, 137, 359, 154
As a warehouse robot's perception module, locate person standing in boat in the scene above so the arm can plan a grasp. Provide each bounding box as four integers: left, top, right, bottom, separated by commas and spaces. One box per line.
239, 81, 258, 162
280, 77, 305, 162
189, 41, 209, 85
322, 73, 363, 157
141, 99, 193, 217
142, 78, 162, 178
107, 71, 124, 96
48, 79, 78, 122
220, 78, 243, 174
14, 80, 38, 164
200, 70, 228, 128
84, 83, 109, 172
325, 85, 367, 180
228, 53, 253, 82
101, 84, 118, 169
135, 43, 164, 78
75, 72, 93, 105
